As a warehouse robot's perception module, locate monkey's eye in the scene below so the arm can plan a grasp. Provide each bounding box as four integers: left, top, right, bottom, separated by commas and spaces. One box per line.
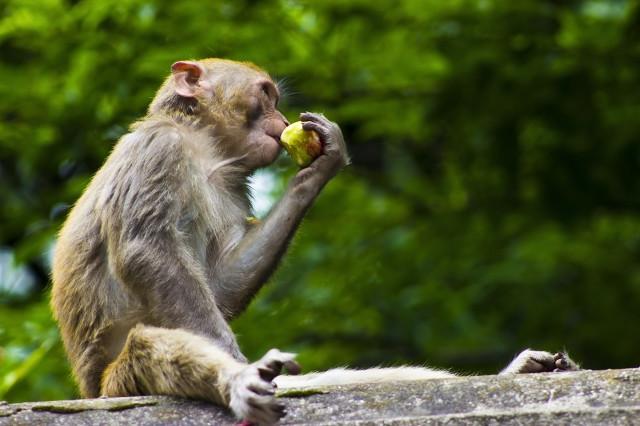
248, 107, 261, 123
246, 100, 263, 124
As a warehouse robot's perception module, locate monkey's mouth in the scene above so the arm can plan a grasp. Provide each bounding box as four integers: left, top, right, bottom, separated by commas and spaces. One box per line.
267, 133, 282, 145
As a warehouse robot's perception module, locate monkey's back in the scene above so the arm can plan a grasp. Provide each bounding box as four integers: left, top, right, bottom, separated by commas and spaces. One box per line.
51, 130, 156, 396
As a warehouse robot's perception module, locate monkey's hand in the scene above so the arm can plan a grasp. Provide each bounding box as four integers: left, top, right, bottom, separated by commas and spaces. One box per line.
229, 349, 300, 425
499, 349, 580, 374
300, 112, 350, 179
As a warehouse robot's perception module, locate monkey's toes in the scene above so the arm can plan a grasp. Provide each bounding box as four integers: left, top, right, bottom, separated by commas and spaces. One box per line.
553, 352, 579, 372
229, 369, 287, 425
501, 349, 582, 375
257, 349, 300, 381
501, 349, 559, 374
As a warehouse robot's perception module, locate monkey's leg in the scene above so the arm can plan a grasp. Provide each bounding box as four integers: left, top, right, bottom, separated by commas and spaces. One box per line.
500, 349, 580, 374
101, 324, 299, 424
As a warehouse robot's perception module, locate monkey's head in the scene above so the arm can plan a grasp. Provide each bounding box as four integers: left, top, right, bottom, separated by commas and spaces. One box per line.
150, 58, 289, 170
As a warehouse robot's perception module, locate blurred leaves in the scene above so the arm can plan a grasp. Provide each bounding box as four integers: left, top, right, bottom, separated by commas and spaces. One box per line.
1, 0, 640, 402
0, 300, 75, 401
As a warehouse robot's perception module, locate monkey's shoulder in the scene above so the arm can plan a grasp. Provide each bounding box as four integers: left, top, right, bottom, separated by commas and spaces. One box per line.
112, 118, 221, 175
116, 120, 185, 161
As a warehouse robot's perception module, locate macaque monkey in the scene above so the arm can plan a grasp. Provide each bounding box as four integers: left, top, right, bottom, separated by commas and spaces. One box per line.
51, 58, 578, 425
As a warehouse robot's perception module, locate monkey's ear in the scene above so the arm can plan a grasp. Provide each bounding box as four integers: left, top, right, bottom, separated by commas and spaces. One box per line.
171, 61, 204, 98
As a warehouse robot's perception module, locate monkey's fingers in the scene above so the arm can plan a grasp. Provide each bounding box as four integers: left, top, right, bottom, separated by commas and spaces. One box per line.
302, 121, 330, 141
501, 349, 559, 374
283, 358, 301, 375
248, 382, 276, 396
245, 388, 286, 423
553, 352, 580, 371
230, 363, 287, 425
257, 349, 300, 381
247, 394, 285, 414
529, 352, 558, 371
300, 111, 329, 125
300, 112, 350, 168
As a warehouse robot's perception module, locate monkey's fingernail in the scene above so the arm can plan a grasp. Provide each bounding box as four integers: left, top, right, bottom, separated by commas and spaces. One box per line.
286, 361, 301, 375
269, 360, 284, 370
258, 369, 274, 381
249, 384, 275, 396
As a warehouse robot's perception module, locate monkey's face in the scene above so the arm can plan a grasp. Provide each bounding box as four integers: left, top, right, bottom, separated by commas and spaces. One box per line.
239, 79, 289, 169
207, 74, 288, 170
166, 59, 289, 170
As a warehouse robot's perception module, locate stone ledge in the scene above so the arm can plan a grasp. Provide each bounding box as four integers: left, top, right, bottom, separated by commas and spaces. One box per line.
1, 368, 638, 425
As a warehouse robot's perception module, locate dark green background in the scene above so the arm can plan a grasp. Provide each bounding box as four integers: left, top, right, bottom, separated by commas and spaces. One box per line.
1, 0, 639, 402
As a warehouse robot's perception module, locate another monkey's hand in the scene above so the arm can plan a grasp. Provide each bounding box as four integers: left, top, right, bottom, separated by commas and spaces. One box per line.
500, 349, 580, 374
229, 349, 300, 425
300, 112, 350, 179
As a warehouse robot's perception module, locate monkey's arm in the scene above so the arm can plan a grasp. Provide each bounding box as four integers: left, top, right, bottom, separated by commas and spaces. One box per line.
105, 130, 244, 359
213, 113, 349, 318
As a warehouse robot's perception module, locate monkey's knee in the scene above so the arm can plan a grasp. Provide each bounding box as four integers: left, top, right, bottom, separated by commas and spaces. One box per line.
101, 324, 185, 397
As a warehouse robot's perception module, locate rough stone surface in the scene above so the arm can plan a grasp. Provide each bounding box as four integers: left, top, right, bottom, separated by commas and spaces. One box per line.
1, 368, 638, 425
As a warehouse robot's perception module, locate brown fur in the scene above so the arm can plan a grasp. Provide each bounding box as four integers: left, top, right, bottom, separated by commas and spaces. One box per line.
52, 59, 282, 400
51, 58, 350, 424
101, 325, 241, 405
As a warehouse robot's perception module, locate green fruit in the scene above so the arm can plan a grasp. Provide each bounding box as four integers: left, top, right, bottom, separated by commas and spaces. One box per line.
280, 121, 322, 167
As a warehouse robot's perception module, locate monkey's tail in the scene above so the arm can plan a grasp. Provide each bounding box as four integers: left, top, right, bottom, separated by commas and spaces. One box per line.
274, 366, 455, 389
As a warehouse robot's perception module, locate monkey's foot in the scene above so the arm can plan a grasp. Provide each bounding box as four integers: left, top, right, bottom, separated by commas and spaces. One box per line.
229, 349, 300, 425
500, 349, 580, 374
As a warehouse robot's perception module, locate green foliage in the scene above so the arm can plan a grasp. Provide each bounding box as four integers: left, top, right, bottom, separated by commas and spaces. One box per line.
0, 299, 76, 401
1, 0, 639, 402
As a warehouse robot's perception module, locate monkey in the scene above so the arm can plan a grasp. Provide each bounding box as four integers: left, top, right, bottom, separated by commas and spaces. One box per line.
51, 58, 579, 425
51, 58, 348, 424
